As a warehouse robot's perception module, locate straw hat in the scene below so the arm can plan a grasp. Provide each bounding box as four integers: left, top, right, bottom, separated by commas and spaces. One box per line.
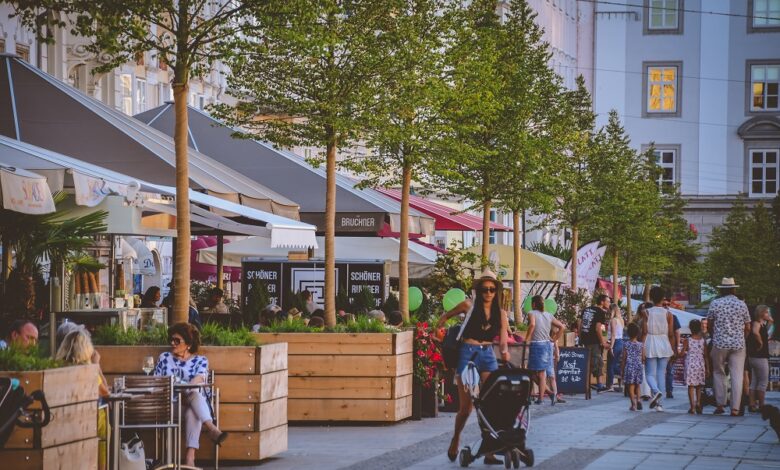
716, 277, 739, 289
475, 268, 502, 290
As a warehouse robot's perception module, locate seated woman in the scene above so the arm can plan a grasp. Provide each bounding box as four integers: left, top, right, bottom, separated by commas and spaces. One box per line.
154, 322, 227, 466
141, 286, 161, 308
56, 327, 110, 470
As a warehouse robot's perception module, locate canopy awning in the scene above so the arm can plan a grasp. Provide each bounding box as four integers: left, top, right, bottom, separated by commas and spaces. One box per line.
135, 104, 435, 237
0, 54, 300, 220
374, 188, 512, 232
119, 236, 155, 275
465, 244, 567, 283
197, 236, 438, 278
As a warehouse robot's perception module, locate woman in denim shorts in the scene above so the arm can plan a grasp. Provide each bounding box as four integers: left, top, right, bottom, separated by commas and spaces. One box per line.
436, 269, 510, 465
525, 295, 565, 405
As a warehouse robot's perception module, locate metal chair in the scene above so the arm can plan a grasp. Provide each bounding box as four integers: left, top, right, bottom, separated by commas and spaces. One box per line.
119, 375, 180, 469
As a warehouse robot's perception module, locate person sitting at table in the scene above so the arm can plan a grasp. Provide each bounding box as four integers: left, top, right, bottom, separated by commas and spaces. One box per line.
154, 322, 227, 466
55, 327, 110, 470
140, 286, 161, 308
203, 288, 229, 314
0, 319, 39, 350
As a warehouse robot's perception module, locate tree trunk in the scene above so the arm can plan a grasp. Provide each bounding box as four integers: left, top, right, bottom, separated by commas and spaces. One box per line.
612, 250, 619, 305
172, 80, 191, 324
570, 225, 579, 290
643, 281, 651, 302
481, 200, 491, 268
626, 272, 633, 322
399, 164, 412, 322
513, 211, 522, 324
324, 139, 337, 327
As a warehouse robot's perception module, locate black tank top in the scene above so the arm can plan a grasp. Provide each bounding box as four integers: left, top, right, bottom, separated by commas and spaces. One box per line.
462, 304, 500, 342
747, 323, 769, 358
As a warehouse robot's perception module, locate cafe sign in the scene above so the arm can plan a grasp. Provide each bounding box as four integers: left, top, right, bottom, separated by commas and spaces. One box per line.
301, 212, 386, 234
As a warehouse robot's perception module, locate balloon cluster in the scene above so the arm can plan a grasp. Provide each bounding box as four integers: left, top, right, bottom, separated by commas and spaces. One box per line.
521, 297, 558, 314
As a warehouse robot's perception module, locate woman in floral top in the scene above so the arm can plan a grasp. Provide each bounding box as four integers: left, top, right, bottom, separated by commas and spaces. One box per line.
154, 323, 227, 466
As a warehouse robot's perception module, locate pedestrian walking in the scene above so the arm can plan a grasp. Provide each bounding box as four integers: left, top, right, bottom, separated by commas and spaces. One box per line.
707, 278, 751, 416
635, 302, 653, 404
578, 294, 611, 392
664, 297, 681, 399
606, 304, 625, 392
525, 295, 565, 405
621, 323, 644, 411
643, 286, 675, 412
682, 319, 708, 414
747, 305, 773, 412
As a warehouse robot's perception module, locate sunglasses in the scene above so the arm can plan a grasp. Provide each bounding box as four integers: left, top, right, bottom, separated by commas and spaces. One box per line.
479, 287, 497, 293
169, 337, 183, 345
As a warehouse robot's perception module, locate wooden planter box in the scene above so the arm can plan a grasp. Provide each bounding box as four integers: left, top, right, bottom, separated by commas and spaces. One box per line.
253, 331, 413, 422
0, 364, 100, 470
96, 343, 288, 462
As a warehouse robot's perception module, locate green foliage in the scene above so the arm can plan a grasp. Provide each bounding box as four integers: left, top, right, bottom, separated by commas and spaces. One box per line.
0, 346, 63, 371
381, 292, 400, 314
257, 315, 394, 333
350, 286, 377, 314
528, 241, 570, 262
336, 288, 351, 313
426, 240, 478, 299
92, 323, 255, 346
554, 288, 591, 330
704, 196, 780, 305
246, 280, 272, 325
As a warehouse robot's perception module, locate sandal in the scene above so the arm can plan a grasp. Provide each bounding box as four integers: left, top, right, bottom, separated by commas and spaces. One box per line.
687, 408, 695, 414
730, 409, 740, 417
713, 407, 725, 415
696, 405, 703, 415
749, 406, 759, 413
447, 437, 458, 462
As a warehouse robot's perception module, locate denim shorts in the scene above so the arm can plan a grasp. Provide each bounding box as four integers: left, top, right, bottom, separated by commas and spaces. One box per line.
457, 343, 498, 376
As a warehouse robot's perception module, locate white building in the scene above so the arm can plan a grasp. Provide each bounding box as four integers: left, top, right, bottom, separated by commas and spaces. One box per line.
0, 3, 227, 116
593, 0, 780, 250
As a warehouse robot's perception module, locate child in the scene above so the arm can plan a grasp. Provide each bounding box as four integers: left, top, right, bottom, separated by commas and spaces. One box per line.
621, 323, 644, 411
682, 319, 708, 414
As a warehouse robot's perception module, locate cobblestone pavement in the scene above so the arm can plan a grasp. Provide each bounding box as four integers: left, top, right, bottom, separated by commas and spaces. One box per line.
224, 390, 780, 470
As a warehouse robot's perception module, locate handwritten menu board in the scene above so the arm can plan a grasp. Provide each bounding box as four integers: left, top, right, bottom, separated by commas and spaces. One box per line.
557, 347, 591, 398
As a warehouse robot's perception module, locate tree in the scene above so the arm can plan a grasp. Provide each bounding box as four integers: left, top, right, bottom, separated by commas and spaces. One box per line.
345, 0, 449, 322
214, 0, 399, 327
0, 193, 106, 320
547, 76, 599, 290
704, 196, 780, 305
425, 0, 503, 265
12, 0, 252, 323
491, 0, 566, 323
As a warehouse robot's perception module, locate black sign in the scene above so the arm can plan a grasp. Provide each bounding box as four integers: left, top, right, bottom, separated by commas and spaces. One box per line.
301, 212, 386, 234
242, 260, 388, 311
556, 347, 591, 398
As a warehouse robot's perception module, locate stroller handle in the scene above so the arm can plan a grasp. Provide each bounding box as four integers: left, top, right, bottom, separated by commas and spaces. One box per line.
498, 358, 517, 369
16, 390, 51, 428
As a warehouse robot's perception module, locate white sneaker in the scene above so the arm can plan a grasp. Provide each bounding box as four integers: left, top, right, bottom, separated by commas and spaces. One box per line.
655, 405, 664, 412
649, 392, 662, 409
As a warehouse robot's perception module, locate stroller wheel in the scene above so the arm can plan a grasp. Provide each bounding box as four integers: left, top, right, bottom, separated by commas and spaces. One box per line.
511, 449, 521, 469
504, 451, 512, 469
459, 447, 472, 467
520, 449, 534, 467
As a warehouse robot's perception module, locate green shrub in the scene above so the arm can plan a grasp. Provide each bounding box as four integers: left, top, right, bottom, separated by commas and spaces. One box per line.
0, 346, 63, 371
256, 315, 394, 333
200, 323, 257, 346
93, 323, 256, 346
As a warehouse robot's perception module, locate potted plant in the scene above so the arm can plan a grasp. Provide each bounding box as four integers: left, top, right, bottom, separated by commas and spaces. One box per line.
411, 321, 450, 419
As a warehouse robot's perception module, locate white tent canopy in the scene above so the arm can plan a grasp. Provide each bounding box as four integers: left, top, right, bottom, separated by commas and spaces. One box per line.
197, 236, 438, 277
120, 236, 156, 275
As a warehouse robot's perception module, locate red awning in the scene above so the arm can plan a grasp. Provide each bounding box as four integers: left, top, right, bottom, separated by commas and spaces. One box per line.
375, 188, 513, 232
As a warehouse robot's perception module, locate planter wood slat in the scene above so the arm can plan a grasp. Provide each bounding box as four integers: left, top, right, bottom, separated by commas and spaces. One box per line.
254, 331, 413, 422
96, 344, 288, 463
1, 364, 100, 409
3, 401, 98, 449
288, 396, 412, 421
3, 437, 99, 470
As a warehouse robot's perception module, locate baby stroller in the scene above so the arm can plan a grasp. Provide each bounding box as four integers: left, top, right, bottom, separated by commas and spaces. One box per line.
0, 377, 51, 448
458, 359, 535, 468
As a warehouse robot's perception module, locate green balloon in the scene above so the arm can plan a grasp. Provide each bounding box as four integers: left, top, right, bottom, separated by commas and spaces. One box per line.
408, 287, 423, 312
544, 298, 558, 314
522, 297, 533, 313
443, 288, 466, 312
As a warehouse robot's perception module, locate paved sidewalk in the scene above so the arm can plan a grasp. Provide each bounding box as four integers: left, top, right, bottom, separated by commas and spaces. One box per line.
223, 390, 780, 469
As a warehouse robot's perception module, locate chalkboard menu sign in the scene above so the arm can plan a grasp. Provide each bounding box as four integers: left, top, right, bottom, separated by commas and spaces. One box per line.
556, 347, 591, 398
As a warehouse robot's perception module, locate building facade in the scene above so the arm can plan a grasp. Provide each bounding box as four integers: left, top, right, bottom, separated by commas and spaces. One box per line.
0, 3, 227, 116
593, 0, 780, 250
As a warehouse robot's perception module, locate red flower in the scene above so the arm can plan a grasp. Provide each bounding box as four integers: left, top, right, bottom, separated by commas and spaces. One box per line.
417, 350, 425, 357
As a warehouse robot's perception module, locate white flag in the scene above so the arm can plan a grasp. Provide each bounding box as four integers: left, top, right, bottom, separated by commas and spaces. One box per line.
1, 168, 56, 214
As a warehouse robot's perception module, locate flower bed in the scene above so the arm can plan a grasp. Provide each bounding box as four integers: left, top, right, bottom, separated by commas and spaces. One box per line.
95, 341, 288, 462
0, 363, 100, 469
253, 330, 413, 422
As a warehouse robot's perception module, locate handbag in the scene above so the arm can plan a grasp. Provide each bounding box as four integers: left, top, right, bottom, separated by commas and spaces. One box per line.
119, 435, 146, 470
442, 303, 474, 370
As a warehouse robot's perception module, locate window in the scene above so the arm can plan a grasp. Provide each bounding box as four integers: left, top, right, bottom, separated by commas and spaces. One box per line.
751, 0, 780, 30
489, 209, 497, 244
15, 44, 30, 62
120, 74, 133, 115
644, 0, 683, 34
750, 64, 779, 111
644, 63, 681, 116
750, 149, 779, 196
159, 83, 171, 104
653, 148, 676, 187
135, 78, 147, 113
